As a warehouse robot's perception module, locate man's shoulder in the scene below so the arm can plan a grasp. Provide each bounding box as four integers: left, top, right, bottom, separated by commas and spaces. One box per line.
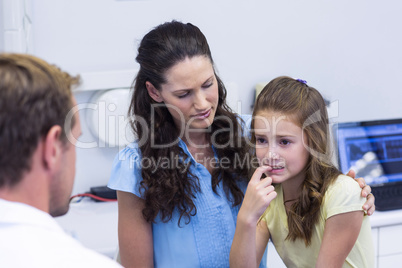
0, 199, 122, 267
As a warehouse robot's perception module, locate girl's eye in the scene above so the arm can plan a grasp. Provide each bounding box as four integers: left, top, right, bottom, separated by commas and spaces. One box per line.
280, 139, 291, 145
256, 137, 267, 144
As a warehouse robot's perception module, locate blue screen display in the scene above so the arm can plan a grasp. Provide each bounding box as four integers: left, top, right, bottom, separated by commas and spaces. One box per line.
335, 120, 402, 186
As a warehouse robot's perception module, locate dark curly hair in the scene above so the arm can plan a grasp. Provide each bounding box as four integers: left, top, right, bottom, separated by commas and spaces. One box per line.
130, 21, 251, 225
251, 76, 341, 246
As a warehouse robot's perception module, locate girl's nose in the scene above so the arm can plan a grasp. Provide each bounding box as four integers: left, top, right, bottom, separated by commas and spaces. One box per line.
268, 151, 280, 159
262, 150, 280, 166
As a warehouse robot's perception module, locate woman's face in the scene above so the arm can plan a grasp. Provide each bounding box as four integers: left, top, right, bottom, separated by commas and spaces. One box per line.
154, 56, 219, 132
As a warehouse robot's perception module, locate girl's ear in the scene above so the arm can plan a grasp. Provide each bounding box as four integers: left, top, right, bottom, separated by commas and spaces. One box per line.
146, 81, 163, 103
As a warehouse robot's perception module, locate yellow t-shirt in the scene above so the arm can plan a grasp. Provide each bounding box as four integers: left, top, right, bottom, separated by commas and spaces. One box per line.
262, 174, 374, 268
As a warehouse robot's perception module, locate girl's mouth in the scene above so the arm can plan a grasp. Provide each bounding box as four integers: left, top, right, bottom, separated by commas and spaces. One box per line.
271, 166, 284, 170
269, 166, 285, 173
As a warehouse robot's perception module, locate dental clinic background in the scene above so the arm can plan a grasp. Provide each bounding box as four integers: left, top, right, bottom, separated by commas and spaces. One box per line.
2, 0, 401, 194
1, 0, 402, 266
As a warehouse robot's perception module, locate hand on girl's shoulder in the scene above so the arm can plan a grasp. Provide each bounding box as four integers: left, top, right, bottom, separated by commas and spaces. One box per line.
324, 174, 366, 219
329, 174, 363, 196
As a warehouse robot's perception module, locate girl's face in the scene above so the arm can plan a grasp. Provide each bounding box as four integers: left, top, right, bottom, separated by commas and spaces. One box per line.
152, 56, 219, 132
253, 111, 310, 187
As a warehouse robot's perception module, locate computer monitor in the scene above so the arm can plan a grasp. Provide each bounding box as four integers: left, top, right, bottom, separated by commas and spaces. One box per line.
334, 118, 402, 187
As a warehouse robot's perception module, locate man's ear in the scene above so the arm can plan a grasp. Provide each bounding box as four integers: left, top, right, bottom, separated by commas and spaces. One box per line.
146, 81, 163, 103
43, 126, 63, 171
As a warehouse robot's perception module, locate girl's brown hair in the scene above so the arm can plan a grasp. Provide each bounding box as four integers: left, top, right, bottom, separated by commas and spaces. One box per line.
252, 76, 341, 246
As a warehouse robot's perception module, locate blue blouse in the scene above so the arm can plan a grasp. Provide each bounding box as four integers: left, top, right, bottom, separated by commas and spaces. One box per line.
108, 116, 267, 267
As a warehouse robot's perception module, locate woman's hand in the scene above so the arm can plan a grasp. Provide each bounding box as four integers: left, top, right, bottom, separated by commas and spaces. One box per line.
239, 166, 277, 224
347, 170, 376, 216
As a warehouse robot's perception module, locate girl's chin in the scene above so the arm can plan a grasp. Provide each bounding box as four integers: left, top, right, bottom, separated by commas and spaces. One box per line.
264, 173, 286, 184
271, 177, 282, 184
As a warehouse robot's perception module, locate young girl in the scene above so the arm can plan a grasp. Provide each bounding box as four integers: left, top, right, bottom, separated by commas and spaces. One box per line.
230, 76, 375, 267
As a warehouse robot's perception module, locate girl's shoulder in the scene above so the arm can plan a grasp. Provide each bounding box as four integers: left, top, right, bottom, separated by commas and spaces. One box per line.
328, 174, 361, 193
323, 174, 365, 218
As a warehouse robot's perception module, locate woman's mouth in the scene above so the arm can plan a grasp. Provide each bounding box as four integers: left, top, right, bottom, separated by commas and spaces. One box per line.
193, 109, 211, 119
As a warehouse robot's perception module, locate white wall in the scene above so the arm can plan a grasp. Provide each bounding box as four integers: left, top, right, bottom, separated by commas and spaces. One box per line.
2, 0, 402, 193
26, 0, 402, 120
0, 0, 3, 51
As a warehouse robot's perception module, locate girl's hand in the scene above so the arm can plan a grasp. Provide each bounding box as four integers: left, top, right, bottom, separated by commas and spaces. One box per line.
347, 169, 376, 215
231, 166, 275, 268
240, 166, 277, 224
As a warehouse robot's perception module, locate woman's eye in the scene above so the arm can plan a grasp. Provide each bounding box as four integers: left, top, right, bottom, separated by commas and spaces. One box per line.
178, 92, 190, 98
203, 83, 213, 88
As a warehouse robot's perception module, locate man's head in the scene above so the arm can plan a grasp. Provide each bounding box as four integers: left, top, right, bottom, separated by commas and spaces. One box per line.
0, 53, 81, 216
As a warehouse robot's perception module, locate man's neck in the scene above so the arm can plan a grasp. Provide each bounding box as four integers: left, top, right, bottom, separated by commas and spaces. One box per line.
0, 172, 50, 214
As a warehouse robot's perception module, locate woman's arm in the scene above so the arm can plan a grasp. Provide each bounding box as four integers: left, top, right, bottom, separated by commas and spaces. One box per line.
347, 170, 376, 215
117, 190, 153, 268
230, 166, 276, 268
316, 211, 364, 268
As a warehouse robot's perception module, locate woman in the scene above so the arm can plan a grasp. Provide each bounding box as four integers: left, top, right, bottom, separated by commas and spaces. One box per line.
108, 21, 375, 268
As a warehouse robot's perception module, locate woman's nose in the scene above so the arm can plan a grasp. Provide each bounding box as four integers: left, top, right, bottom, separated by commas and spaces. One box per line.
194, 92, 208, 110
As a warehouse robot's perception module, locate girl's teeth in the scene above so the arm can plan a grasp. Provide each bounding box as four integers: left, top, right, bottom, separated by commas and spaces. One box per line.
272, 167, 282, 170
